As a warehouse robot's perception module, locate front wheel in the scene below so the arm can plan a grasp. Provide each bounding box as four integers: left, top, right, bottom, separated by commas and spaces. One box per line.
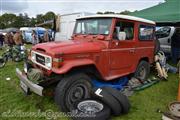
54, 73, 92, 112
134, 61, 150, 81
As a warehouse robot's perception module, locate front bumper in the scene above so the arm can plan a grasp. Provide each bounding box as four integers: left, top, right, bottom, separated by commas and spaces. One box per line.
16, 68, 44, 96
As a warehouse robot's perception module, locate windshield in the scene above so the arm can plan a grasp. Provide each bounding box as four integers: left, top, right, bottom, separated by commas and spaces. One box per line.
74, 18, 112, 35
155, 27, 171, 38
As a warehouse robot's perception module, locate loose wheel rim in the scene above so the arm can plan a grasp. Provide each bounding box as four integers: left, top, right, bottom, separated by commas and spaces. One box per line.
169, 102, 180, 117
77, 100, 104, 114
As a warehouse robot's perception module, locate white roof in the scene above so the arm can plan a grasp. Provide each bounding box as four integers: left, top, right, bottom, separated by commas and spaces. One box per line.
20, 27, 30, 31
77, 14, 155, 24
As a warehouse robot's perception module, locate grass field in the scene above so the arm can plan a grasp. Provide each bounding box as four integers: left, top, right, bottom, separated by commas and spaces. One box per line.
0, 46, 179, 120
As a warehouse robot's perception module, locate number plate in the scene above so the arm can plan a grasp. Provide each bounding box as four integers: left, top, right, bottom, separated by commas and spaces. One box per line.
20, 81, 28, 93
36, 54, 45, 65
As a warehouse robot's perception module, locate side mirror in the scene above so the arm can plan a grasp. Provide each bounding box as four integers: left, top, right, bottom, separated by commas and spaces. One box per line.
97, 35, 105, 40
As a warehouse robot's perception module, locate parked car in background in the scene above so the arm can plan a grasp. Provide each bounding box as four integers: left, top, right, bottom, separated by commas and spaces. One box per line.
20, 27, 33, 43
156, 26, 180, 54
20, 27, 47, 43
33, 27, 46, 43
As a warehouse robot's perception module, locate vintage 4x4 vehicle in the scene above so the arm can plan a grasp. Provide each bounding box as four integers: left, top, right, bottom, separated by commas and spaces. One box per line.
16, 14, 156, 112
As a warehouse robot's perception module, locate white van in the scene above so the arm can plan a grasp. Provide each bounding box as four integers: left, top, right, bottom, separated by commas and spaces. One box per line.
156, 26, 180, 54
55, 12, 94, 41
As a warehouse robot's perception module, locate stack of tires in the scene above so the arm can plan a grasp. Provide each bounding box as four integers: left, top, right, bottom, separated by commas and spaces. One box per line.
54, 73, 131, 120
72, 87, 131, 120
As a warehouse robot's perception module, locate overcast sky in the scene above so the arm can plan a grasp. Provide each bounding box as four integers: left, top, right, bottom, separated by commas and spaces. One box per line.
0, 0, 165, 17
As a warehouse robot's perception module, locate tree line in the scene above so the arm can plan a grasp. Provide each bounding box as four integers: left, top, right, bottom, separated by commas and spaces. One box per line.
0, 10, 132, 29
0, 11, 56, 29
97, 10, 133, 15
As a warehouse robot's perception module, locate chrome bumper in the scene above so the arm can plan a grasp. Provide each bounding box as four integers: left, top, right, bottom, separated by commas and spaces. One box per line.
16, 68, 44, 96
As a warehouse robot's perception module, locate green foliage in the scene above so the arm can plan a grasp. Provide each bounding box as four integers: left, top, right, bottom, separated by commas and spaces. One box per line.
97, 10, 132, 15
0, 11, 56, 29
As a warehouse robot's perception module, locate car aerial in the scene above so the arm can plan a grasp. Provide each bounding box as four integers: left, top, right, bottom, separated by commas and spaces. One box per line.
16, 14, 156, 112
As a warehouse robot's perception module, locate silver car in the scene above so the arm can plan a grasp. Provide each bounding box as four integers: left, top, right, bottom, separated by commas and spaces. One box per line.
156, 27, 180, 54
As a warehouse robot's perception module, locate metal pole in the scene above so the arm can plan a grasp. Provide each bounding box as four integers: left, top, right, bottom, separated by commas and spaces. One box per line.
178, 60, 180, 101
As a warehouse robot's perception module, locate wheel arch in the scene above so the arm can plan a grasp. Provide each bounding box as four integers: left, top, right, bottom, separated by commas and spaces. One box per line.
139, 57, 149, 63
66, 64, 103, 80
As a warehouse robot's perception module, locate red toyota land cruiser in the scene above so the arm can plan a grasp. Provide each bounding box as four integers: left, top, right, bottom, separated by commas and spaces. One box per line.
16, 14, 156, 112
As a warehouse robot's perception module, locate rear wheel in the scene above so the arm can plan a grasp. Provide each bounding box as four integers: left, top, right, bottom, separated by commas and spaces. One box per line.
134, 61, 150, 81
54, 73, 92, 112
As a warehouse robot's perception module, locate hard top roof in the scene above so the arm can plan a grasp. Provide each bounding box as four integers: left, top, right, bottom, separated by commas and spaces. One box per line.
77, 14, 155, 25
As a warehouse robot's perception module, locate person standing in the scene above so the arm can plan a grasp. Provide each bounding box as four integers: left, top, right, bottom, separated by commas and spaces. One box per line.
0, 33, 4, 49
171, 28, 180, 64
4, 32, 14, 47
43, 30, 50, 42
32, 30, 38, 45
13, 30, 23, 45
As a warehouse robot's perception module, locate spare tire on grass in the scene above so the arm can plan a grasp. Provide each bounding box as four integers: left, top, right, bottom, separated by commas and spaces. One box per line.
92, 87, 122, 116
72, 99, 111, 120
103, 87, 131, 114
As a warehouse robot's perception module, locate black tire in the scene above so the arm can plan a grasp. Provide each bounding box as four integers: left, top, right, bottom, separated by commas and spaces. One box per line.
72, 99, 111, 120
134, 61, 150, 81
154, 39, 160, 54
103, 87, 131, 114
54, 73, 92, 112
93, 87, 122, 116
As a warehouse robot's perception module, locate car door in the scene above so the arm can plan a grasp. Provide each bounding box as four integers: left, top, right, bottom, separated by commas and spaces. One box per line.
109, 20, 136, 76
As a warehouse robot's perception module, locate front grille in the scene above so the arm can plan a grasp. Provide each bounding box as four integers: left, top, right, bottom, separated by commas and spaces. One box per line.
36, 54, 45, 65
31, 51, 52, 70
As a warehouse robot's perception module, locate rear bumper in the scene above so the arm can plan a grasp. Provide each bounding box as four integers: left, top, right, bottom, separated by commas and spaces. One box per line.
16, 68, 44, 96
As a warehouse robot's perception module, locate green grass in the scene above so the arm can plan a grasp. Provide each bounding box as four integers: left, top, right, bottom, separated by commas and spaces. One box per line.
0, 46, 179, 120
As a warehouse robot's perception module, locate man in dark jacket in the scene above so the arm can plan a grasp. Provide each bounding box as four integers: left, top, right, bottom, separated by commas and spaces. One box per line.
171, 28, 180, 64
0, 33, 4, 49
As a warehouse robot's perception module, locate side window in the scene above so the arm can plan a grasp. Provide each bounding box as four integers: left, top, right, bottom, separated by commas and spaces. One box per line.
113, 21, 134, 40
139, 25, 154, 40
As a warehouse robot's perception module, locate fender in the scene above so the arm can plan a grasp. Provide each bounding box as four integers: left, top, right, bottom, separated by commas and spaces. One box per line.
52, 59, 96, 74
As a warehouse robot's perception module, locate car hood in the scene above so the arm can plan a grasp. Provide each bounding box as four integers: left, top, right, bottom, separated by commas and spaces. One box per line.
32, 40, 107, 56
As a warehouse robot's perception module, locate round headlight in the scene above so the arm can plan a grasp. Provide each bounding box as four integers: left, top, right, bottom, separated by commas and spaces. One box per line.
45, 57, 50, 63
45, 57, 51, 68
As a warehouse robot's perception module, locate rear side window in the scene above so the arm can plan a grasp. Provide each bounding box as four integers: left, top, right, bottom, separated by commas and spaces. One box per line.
139, 25, 154, 40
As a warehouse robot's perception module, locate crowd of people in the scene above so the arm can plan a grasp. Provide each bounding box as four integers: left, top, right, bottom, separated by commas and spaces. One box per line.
0, 29, 52, 49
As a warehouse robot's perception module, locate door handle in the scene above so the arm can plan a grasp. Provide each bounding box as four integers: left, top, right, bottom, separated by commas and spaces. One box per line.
129, 49, 135, 53
168, 39, 171, 43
